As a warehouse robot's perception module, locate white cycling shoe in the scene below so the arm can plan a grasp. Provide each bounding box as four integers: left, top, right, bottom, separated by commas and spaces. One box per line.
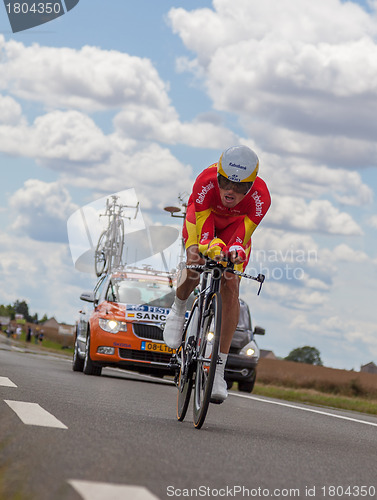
163, 299, 187, 349
210, 353, 228, 404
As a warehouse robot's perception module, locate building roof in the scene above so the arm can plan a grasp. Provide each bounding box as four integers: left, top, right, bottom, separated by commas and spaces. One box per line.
260, 349, 277, 360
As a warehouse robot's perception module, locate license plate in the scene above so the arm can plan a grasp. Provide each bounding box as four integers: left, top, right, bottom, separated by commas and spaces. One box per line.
141, 341, 173, 354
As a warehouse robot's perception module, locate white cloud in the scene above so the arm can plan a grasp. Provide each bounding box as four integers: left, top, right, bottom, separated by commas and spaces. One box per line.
59, 143, 194, 211
244, 229, 330, 310
0, 101, 194, 214
327, 244, 369, 263
0, 230, 92, 322
248, 123, 377, 169
169, 0, 377, 168
266, 196, 363, 235
0, 94, 24, 126
0, 110, 111, 164
169, 0, 376, 56
114, 104, 238, 148
9, 179, 78, 242
0, 36, 170, 112
0, 36, 240, 153
261, 154, 373, 206
291, 314, 377, 357
368, 215, 377, 229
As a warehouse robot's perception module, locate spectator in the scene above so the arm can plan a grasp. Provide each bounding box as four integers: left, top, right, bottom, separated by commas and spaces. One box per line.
16, 325, 22, 339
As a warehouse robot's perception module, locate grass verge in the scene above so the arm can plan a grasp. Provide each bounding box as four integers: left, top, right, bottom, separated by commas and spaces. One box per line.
252, 383, 377, 416
0, 331, 73, 356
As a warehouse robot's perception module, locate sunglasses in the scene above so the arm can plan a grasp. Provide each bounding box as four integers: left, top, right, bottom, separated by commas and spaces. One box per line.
217, 175, 252, 195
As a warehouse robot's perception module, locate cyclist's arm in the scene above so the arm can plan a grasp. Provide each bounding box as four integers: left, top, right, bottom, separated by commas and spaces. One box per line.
227, 216, 258, 249
195, 208, 217, 253
222, 216, 258, 262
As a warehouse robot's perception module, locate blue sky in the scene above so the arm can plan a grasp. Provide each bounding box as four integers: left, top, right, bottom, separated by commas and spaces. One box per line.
0, 0, 376, 370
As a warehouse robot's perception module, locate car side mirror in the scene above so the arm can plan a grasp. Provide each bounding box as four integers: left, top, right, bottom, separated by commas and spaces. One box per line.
254, 326, 265, 335
80, 291, 95, 303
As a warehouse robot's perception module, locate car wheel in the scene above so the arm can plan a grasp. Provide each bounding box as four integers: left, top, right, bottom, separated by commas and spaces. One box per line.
226, 380, 233, 390
83, 332, 102, 376
238, 371, 256, 393
72, 338, 84, 372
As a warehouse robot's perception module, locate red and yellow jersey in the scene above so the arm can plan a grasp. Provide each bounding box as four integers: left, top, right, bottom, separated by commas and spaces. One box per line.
183, 163, 271, 260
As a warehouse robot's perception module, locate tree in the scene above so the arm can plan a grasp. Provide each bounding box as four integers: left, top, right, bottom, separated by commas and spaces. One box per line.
0, 304, 15, 319
39, 314, 49, 323
285, 346, 323, 366
13, 300, 32, 322
0, 300, 46, 324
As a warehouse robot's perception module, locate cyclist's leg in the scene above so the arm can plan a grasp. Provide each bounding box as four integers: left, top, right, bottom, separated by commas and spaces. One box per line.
209, 273, 240, 402
177, 245, 203, 298
177, 202, 203, 300
210, 227, 251, 401
219, 272, 240, 353
216, 228, 252, 353
163, 245, 202, 348
164, 205, 203, 348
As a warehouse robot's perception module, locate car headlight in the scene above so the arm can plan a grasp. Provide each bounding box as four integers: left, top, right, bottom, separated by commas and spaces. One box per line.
99, 318, 127, 334
240, 341, 259, 358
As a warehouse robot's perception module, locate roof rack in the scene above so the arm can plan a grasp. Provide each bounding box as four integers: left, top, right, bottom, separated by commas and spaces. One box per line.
112, 264, 177, 278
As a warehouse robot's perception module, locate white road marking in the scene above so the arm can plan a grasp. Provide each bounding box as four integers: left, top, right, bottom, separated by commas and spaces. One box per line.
68, 480, 160, 500
109, 367, 174, 385
4, 400, 68, 429
231, 393, 377, 428
0, 376, 17, 387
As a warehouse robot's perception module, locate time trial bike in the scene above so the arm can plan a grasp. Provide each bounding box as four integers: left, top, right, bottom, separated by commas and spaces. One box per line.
172, 256, 265, 429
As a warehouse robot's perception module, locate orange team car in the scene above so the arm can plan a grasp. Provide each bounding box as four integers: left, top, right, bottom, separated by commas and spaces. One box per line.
73, 266, 266, 392
73, 267, 179, 377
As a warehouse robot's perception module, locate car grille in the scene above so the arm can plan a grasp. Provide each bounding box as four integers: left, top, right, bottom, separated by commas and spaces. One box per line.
119, 348, 171, 364
132, 323, 164, 341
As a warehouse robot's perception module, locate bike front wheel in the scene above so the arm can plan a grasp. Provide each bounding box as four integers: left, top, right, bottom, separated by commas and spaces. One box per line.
110, 218, 124, 270
193, 292, 222, 429
177, 300, 199, 422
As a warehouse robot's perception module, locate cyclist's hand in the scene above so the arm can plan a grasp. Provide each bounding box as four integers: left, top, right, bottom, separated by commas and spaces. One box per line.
224, 244, 246, 264
204, 238, 226, 261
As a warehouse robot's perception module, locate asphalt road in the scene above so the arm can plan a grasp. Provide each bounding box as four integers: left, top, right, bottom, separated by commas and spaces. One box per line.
1, 338, 377, 500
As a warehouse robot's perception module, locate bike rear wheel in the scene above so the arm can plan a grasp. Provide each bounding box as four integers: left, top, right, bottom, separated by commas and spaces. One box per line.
193, 292, 221, 429
94, 231, 108, 276
177, 300, 199, 422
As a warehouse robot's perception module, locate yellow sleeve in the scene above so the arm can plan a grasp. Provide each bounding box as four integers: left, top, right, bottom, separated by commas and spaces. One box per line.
195, 208, 214, 254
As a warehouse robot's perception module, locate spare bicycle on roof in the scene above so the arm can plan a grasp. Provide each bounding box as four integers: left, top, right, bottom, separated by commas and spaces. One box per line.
94, 195, 139, 276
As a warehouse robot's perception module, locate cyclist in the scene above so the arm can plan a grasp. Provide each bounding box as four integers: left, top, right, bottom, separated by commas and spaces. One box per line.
164, 145, 271, 402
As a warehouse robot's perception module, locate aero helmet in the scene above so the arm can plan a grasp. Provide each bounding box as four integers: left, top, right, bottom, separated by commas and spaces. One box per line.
218, 145, 259, 183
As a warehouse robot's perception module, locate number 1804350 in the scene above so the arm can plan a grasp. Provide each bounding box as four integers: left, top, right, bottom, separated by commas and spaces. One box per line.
5, 3, 62, 14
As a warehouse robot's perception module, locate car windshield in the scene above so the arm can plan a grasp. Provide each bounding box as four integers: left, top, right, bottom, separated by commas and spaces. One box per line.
237, 302, 251, 331
107, 278, 175, 308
